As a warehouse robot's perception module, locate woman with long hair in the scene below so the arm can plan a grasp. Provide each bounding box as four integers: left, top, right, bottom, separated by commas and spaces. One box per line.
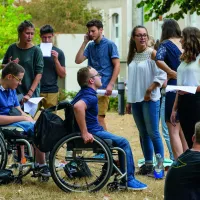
2, 20, 43, 104
155, 19, 188, 159
171, 27, 200, 148
126, 25, 166, 175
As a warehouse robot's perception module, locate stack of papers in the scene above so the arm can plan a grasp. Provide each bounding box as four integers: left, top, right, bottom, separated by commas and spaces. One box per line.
24, 97, 43, 117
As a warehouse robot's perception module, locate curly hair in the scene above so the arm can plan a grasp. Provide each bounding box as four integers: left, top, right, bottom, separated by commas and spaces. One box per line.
127, 25, 148, 65
180, 27, 200, 63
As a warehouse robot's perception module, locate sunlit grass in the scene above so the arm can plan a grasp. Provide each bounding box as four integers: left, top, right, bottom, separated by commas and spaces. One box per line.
0, 112, 167, 200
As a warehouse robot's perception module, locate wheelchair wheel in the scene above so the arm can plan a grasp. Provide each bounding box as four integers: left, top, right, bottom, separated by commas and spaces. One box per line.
0, 134, 8, 169
49, 133, 113, 192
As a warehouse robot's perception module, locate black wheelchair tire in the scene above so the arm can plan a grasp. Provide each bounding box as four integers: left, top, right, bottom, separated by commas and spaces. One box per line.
49, 133, 113, 192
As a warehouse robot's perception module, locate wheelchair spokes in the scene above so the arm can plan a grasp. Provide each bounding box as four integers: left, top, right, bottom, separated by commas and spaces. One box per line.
49, 133, 113, 192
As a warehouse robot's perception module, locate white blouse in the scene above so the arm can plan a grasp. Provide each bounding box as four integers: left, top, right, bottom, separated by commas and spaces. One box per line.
177, 54, 200, 87
127, 48, 166, 103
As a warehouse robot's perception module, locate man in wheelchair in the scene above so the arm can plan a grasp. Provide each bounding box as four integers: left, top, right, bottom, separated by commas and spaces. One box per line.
71, 66, 147, 190
0, 62, 50, 177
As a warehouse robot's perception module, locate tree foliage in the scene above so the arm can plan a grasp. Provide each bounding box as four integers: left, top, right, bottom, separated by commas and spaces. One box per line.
16, 0, 102, 33
0, 0, 32, 59
137, 0, 200, 21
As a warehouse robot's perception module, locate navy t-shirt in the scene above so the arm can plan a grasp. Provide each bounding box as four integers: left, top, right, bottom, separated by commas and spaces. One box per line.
71, 87, 104, 133
40, 46, 65, 93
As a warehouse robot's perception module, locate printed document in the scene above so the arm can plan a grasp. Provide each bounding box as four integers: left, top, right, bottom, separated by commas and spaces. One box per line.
24, 97, 44, 117
166, 85, 197, 94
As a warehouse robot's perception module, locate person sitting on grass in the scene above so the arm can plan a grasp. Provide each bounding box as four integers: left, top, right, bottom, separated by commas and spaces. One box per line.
0, 62, 50, 177
71, 66, 147, 190
165, 121, 200, 200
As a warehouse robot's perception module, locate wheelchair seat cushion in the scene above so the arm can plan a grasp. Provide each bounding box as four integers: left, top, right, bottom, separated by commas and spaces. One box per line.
1, 127, 28, 139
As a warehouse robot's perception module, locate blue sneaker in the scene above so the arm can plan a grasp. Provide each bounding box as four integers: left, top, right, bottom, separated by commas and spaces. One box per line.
126, 178, 147, 190
93, 153, 105, 159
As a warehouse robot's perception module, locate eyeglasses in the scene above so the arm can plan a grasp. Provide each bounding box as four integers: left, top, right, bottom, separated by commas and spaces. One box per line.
90, 73, 101, 78
134, 34, 148, 38
12, 74, 22, 83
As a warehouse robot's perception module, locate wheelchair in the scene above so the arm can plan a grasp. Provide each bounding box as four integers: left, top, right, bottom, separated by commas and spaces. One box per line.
47, 101, 128, 193
0, 126, 49, 183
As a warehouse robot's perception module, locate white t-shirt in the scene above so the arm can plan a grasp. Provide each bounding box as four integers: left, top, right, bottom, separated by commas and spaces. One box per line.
177, 54, 200, 86
127, 48, 166, 103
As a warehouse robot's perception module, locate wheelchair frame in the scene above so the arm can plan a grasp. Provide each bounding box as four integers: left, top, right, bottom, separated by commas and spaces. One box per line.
0, 127, 49, 183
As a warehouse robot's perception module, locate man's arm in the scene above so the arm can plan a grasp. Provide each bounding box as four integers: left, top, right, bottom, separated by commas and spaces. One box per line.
0, 115, 34, 125
52, 50, 66, 78
105, 58, 120, 95
75, 35, 89, 64
73, 100, 94, 143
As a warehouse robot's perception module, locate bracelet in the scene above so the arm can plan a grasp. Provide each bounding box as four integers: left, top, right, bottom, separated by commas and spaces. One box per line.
29, 88, 34, 93
27, 93, 32, 98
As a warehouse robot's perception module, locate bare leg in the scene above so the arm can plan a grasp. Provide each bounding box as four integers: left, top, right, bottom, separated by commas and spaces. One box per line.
179, 126, 189, 151
167, 122, 184, 160
98, 115, 107, 131
35, 146, 46, 164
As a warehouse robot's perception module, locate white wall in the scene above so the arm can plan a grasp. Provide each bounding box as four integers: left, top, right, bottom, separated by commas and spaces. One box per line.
55, 34, 87, 92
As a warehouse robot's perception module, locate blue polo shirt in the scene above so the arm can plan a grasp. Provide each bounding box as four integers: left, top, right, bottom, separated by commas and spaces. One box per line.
71, 87, 104, 133
84, 37, 119, 89
0, 85, 19, 115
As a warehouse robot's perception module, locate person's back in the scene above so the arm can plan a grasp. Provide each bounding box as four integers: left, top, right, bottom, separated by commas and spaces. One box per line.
165, 122, 200, 200
165, 150, 200, 200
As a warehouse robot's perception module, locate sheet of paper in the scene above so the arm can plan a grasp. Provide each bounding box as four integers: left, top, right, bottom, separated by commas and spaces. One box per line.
24, 97, 44, 117
97, 89, 118, 97
166, 85, 197, 94
40, 43, 53, 57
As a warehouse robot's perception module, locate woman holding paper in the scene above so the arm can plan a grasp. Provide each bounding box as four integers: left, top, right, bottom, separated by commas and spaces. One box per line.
155, 19, 188, 159
171, 27, 200, 148
2, 20, 43, 104
126, 25, 166, 176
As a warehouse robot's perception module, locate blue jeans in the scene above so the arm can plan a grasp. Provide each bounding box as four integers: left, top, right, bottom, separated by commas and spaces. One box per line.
92, 130, 135, 181
160, 96, 174, 160
131, 100, 164, 162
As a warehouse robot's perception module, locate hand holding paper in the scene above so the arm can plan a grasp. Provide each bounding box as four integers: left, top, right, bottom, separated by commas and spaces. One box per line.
24, 97, 44, 117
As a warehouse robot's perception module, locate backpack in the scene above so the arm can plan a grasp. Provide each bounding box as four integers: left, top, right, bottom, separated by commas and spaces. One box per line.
34, 101, 73, 152
0, 169, 14, 185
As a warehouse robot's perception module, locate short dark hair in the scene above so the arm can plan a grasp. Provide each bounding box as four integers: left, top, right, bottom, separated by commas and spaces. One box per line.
160, 18, 181, 42
77, 66, 91, 87
40, 24, 54, 35
195, 122, 200, 144
2, 62, 25, 79
17, 20, 34, 37
86, 19, 103, 29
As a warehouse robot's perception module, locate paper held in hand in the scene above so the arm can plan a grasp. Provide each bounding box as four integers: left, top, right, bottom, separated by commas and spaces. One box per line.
40, 43, 53, 57
166, 85, 197, 94
97, 89, 118, 97
24, 97, 44, 117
